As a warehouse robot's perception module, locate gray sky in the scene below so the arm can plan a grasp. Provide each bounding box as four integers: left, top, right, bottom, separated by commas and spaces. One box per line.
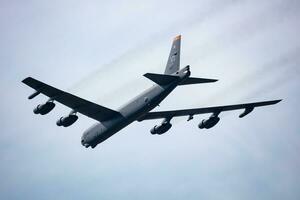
1, 0, 300, 199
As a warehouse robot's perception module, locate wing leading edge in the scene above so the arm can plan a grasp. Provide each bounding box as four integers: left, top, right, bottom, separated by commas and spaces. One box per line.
22, 77, 121, 122
138, 100, 281, 121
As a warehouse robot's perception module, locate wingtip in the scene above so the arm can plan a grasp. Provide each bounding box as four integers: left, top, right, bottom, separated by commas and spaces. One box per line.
22, 77, 31, 83
206, 78, 218, 83
267, 99, 282, 105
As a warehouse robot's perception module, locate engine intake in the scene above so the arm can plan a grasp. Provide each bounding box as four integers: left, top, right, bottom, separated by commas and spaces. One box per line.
150, 119, 172, 135
56, 114, 78, 127
198, 114, 220, 129
33, 102, 55, 115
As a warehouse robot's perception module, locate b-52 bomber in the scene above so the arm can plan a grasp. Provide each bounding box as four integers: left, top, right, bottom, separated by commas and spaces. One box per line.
22, 35, 281, 148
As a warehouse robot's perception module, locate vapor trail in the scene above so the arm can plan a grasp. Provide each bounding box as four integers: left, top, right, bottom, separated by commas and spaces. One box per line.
67, 0, 242, 108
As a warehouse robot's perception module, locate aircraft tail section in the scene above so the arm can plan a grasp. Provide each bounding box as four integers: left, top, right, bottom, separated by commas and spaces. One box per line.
164, 35, 181, 75
178, 77, 218, 85
149, 35, 217, 86
144, 73, 179, 85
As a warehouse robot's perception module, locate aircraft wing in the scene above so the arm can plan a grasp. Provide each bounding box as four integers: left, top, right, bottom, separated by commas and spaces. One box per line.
22, 77, 121, 121
138, 100, 281, 121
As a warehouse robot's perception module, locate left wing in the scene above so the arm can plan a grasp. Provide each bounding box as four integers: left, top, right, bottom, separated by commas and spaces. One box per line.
22, 77, 121, 122
138, 100, 281, 121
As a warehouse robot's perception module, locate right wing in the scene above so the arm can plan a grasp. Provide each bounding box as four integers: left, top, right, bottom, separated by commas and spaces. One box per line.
22, 77, 121, 122
138, 100, 281, 121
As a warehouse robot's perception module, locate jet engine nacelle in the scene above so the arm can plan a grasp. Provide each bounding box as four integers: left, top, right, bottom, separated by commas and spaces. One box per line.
33, 102, 55, 115
150, 120, 172, 135
56, 114, 78, 127
198, 115, 220, 129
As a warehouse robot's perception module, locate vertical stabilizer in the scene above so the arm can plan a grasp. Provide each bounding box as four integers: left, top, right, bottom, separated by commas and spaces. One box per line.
164, 35, 181, 75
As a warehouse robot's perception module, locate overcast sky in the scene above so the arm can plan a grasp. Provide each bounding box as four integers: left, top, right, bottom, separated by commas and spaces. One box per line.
1, 0, 300, 199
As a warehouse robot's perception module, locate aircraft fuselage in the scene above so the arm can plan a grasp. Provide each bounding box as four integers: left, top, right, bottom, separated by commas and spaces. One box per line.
81, 67, 190, 148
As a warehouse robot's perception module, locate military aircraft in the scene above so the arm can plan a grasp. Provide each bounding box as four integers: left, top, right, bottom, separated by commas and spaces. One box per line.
22, 35, 281, 148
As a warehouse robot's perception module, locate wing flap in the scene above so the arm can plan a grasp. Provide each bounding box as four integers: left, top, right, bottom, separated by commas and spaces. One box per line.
22, 77, 121, 121
138, 100, 281, 121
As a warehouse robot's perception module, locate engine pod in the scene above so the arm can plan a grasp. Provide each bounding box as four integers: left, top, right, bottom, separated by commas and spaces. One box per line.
198, 116, 220, 129
150, 122, 172, 135
56, 115, 78, 127
33, 102, 55, 115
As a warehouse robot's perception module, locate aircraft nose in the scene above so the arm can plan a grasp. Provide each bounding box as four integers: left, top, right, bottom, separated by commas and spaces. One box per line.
81, 139, 90, 148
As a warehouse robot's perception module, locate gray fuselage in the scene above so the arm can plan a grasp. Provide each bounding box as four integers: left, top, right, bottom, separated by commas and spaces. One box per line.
81, 68, 190, 148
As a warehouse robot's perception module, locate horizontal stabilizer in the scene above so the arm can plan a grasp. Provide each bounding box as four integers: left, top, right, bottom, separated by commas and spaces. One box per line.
179, 77, 218, 85
144, 73, 179, 85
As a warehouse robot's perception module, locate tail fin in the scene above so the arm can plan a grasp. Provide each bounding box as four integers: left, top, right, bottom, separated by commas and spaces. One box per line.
164, 35, 181, 75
